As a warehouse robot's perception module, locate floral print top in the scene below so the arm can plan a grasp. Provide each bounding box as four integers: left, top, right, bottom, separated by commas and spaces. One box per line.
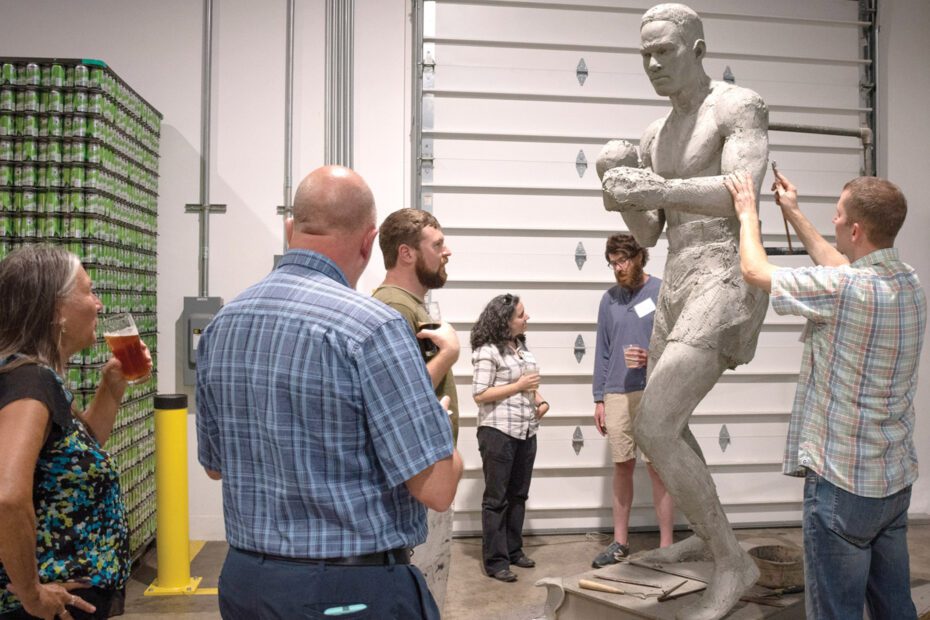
0, 361, 130, 613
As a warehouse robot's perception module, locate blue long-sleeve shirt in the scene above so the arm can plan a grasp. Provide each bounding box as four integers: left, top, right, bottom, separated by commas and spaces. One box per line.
592, 276, 662, 401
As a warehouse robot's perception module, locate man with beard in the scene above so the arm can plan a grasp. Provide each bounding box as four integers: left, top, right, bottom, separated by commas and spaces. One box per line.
591, 234, 673, 568
373, 208, 460, 612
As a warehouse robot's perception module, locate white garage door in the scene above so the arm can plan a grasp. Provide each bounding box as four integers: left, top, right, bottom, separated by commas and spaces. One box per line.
416, 0, 869, 534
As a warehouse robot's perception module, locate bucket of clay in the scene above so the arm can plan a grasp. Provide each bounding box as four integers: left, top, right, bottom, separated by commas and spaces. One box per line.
748, 545, 804, 589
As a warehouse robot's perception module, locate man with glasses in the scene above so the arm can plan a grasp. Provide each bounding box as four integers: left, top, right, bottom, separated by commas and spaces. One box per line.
591, 233, 673, 568
373, 208, 460, 612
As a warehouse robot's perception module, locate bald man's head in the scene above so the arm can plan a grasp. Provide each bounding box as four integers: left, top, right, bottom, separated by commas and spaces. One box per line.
292, 166, 376, 236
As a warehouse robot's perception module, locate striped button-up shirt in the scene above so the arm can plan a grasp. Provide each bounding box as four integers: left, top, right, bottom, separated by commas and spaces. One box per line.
772, 248, 926, 497
196, 250, 453, 558
472, 343, 539, 440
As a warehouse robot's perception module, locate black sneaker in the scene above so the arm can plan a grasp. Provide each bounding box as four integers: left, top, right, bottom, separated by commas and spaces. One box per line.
592, 540, 629, 568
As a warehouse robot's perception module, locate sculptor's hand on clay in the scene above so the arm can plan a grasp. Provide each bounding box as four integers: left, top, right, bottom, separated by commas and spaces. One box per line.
771, 168, 799, 216
593, 401, 607, 436
724, 172, 757, 220
601, 167, 665, 212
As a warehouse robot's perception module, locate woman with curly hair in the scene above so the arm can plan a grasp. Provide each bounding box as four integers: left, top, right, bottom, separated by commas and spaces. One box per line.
471, 293, 549, 583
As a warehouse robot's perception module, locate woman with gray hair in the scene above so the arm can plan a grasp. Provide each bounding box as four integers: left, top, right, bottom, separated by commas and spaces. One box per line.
0, 244, 151, 620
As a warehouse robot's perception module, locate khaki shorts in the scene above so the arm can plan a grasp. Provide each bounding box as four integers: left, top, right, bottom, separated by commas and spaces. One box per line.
604, 391, 649, 464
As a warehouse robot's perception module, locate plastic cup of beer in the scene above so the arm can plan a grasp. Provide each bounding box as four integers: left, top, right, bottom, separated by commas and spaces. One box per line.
102, 313, 149, 384
623, 344, 644, 369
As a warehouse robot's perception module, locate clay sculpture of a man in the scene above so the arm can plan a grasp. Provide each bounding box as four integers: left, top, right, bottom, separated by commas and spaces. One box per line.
597, 4, 768, 619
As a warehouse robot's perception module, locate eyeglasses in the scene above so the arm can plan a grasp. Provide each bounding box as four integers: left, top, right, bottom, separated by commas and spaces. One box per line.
607, 256, 632, 270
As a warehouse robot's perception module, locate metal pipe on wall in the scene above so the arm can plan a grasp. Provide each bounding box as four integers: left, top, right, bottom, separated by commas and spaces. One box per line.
410, 0, 424, 211
198, 0, 214, 297
769, 122, 874, 177
324, 0, 353, 167
282, 0, 295, 252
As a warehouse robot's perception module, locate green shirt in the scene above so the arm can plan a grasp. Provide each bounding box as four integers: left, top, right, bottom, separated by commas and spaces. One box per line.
372, 285, 459, 444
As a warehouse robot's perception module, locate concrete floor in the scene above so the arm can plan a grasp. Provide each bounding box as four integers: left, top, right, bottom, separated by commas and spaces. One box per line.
116, 522, 930, 619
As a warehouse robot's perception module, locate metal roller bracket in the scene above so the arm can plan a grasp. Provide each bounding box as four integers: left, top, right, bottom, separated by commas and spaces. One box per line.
718, 424, 731, 453
574, 241, 586, 270
576, 58, 588, 86
575, 150, 587, 178
573, 334, 586, 363
572, 426, 584, 455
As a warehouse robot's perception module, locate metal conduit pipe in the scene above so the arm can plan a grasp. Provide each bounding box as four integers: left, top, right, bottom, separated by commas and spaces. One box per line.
410, 1, 424, 210
324, 0, 353, 167
282, 0, 295, 252
769, 122, 874, 177
197, 0, 215, 296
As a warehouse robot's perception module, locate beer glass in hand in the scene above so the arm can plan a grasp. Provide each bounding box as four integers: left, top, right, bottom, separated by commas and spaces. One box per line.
418, 302, 442, 359
102, 313, 149, 384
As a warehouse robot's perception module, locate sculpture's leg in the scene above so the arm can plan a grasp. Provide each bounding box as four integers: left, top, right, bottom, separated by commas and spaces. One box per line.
634, 342, 759, 620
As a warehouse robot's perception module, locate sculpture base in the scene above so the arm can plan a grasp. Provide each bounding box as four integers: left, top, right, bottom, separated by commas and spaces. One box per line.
536, 560, 805, 620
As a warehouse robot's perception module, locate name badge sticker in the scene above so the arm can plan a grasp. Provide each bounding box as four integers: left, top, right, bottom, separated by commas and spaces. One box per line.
634, 298, 656, 318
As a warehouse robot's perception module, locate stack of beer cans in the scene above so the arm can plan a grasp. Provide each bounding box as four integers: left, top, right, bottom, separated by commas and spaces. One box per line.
0, 57, 160, 559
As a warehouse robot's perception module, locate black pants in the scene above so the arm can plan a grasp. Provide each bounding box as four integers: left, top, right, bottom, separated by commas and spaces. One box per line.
477, 426, 537, 575
0, 587, 117, 620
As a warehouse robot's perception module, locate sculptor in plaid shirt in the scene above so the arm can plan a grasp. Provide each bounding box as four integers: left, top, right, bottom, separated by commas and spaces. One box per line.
195, 166, 462, 620
727, 170, 926, 620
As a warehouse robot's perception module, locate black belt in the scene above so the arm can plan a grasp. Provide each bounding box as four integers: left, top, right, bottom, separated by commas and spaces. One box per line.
238, 547, 411, 566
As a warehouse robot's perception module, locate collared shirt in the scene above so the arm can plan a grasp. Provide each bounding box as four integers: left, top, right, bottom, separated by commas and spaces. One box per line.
196, 250, 453, 558
472, 343, 539, 440
771, 248, 926, 498
592, 277, 662, 401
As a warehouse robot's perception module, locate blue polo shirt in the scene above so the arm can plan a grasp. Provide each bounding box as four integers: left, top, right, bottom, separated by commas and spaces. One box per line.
196, 249, 453, 558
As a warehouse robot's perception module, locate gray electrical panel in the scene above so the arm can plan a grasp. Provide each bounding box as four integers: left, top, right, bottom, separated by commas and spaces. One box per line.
180, 296, 223, 386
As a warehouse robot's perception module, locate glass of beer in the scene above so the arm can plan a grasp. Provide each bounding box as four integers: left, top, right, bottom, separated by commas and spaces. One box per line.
102, 313, 150, 384
418, 301, 442, 359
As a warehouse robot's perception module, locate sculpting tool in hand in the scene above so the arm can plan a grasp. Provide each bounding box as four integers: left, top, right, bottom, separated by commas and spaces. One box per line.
772, 161, 794, 252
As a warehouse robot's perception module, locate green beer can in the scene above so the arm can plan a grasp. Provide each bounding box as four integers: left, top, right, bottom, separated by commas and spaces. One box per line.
38, 141, 47, 162
48, 141, 62, 163
47, 115, 62, 138
46, 89, 63, 113
21, 114, 38, 137
0, 164, 11, 186
61, 165, 70, 187
20, 164, 36, 187
36, 165, 47, 188
87, 142, 100, 164
23, 63, 40, 86
22, 139, 37, 162
70, 114, 86, 138
46, 189, 60, 213
19, 89, 39, 112
22, 190, 36, 212
0, 113, 12, 136
73, 91, 88, 113
73, 64, 89, 88
21, 213, 36, 238
70, 165, 85, 189
50, 64, 65, 88
85, 166, 99, 189
0, 139, 11, 160
71, 140, 86, 163
47, 163, 61, 187
0, 88, 13, 112
0, 64, 15, 86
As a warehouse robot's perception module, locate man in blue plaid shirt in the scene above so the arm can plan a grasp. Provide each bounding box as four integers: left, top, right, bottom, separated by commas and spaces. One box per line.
196, 165, 463, 619
727, 169, 925, 620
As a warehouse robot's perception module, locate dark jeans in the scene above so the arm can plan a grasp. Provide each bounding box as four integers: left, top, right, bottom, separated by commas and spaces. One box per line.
218, 546, 440, 619
803, 470, 916, 620
0, 587, 117, 620
477, 426, 537, 575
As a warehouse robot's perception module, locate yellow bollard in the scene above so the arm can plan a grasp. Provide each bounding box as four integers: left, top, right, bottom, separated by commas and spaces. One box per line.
144, 394, 203, 596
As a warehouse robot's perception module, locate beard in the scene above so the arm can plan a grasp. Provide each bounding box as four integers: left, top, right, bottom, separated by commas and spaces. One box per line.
615, 262, 645, 289
416, 254, 447, 289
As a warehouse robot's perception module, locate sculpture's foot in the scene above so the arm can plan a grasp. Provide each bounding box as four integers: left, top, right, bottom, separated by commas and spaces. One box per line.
674, 548, 759, 620
629, 534, 709, 564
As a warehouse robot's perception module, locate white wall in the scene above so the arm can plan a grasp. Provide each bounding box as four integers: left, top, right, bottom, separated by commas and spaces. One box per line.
878, 0, 930, 517
2, 0, 927, 537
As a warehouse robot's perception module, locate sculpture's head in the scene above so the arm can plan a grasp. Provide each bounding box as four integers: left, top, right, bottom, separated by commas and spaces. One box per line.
639, 3, 707, 97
